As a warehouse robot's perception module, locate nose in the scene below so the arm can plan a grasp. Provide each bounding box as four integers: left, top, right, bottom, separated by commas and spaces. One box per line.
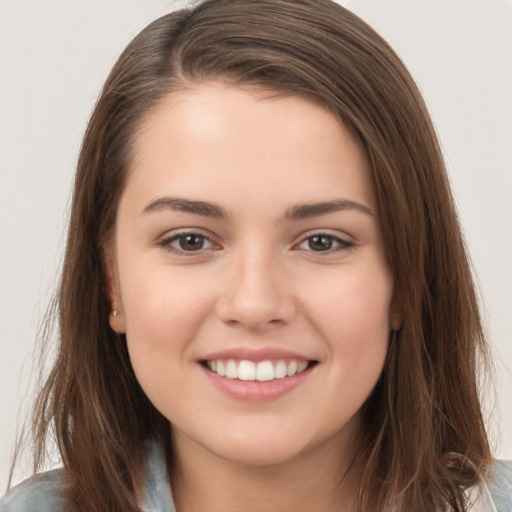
215, 249, 296, 330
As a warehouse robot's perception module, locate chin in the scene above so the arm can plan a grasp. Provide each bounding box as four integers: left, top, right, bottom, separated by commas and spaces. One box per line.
210, 439, 311, 468
194, 422, 348, 469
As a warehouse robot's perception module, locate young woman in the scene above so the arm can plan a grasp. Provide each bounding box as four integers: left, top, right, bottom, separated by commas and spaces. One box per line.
2, 0, 511, 511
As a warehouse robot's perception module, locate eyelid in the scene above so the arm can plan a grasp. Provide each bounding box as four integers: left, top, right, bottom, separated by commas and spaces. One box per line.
293, 229, 354, 253
156, 228, 221, 254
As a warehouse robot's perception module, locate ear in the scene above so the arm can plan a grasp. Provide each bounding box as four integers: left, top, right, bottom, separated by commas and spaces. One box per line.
389, 289, 404, 332
103, 246, 126, 334
390, 312, 403, 332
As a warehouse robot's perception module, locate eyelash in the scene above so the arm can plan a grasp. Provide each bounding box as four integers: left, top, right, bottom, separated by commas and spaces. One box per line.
157, 231, 219, 255
157, 230, 353, 256
295, 231, 353, 254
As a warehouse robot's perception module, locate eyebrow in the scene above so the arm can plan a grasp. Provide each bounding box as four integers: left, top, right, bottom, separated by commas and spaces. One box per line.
142, 197, 228, 218
142, 196, 374, 220
284, 199, 374, 220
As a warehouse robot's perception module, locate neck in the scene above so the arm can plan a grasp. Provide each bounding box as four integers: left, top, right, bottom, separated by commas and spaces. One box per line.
169, 428, 362, 512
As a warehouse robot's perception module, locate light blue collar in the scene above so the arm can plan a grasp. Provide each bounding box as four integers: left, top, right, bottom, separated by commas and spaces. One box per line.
141, 440, 175, 512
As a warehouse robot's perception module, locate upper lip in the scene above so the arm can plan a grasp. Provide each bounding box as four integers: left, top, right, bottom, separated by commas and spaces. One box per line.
201, 346, 314, 363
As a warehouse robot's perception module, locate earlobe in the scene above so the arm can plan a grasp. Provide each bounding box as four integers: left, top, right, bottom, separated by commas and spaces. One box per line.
103, 247, 126, 334
390, 312, 403, 332
109, 304, 126, 333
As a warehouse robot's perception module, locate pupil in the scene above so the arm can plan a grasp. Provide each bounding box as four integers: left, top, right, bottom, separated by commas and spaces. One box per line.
309, 235, 332, 251
180, 234, 204, 251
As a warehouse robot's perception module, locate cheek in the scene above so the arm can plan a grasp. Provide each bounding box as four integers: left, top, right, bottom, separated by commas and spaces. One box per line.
302, 262, 393, 368
119, 257, 212, 336
314, 271, 392, 425
118, 268, 215, 418
117, 260, 215, 383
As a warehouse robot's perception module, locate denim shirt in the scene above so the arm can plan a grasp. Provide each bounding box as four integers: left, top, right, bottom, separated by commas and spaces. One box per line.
1, 441, 511, 512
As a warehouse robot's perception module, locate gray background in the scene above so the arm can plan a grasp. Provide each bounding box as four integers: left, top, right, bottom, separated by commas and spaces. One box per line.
1, 0, 511, 486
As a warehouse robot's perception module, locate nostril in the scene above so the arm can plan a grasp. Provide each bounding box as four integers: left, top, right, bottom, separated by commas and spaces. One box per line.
215, 273, 296, 329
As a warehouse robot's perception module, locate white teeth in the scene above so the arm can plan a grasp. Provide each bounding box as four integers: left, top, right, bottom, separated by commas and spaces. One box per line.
216, 360, 226, 377
226, 359, 238, 379
256, 361, 274, 381
274, 360, 287, 379
238, 360, 256, 381
297, 361, 308, 373
207, 358, 311, 381
286, 360, 297, 376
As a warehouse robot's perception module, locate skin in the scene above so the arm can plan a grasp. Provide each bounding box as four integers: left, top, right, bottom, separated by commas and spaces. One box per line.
107, 83, 399, 512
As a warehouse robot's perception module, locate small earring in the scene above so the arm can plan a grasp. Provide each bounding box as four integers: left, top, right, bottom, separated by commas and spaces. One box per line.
112, 309, 119, 317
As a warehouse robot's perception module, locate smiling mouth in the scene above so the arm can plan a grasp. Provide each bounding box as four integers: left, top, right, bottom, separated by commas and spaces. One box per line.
201, 359, 317, 382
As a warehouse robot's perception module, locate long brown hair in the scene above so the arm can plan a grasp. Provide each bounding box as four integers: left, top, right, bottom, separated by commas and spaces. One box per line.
13, 0, 491, 510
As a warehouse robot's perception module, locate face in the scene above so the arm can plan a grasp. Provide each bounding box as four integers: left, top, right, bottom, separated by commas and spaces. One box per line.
107, 83, 396, 468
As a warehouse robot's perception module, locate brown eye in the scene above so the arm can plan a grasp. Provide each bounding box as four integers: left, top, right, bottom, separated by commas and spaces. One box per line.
177, 234, 206, 251
308, 235, 335, 251
296, 233, 353, 254
158, 232, 217, 254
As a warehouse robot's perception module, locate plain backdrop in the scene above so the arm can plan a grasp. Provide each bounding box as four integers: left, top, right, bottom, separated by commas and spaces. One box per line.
1, 0, 511, 487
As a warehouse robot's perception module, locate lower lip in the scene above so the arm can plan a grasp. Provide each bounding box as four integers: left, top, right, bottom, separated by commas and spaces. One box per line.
200, 364, 314, 402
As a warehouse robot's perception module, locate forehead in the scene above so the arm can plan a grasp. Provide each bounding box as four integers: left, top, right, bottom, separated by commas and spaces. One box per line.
123, 82, 375, 215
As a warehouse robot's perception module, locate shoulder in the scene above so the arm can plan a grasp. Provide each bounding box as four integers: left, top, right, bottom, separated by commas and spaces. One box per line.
487, 460, 512, 512
0, 469, 64, 512
0, 441, 173, 512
